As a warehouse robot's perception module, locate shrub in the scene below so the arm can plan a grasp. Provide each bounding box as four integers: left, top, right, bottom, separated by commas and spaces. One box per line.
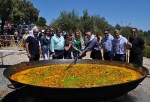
143, 46, 150, 58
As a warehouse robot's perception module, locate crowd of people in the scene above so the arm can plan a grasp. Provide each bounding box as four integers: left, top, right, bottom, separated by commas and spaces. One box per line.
23, 27, 146, 66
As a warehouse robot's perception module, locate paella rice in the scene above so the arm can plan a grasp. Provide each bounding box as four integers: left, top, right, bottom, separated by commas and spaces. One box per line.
11, 64, 142, 88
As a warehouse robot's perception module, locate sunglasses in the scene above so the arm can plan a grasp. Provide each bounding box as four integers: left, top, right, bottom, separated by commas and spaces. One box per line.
131, 31, 136, 33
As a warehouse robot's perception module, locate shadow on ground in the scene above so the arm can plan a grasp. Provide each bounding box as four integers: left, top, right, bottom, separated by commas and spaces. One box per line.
1, 89, 149, 102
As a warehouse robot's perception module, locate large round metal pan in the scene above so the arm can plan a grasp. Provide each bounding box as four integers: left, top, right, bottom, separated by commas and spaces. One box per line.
3, 59, 149, 101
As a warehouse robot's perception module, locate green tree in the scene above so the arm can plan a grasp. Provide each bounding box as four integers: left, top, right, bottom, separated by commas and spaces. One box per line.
108, 25, 115, 35
90, 14, 113, 35
50, 10, 114, 36
142, 31, 150, 46
120, 26, 131, 38
79, 10, 91, 34
36, 17, 46, 27
0, 0, 39, 34
115, 23, 121, 31
0, 0, 20, 34
51, 10, 79, 32
137, 29, 144, 37
17, 0, 39, 25
148, 30, 150, 35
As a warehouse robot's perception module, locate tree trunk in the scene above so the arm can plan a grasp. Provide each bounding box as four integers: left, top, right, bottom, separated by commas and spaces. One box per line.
1, 17, 6, 35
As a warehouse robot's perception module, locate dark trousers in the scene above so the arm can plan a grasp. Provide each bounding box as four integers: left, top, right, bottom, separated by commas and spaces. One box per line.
73, 51, 82, 59
29, 54, 40, 62
114, 54, 126, 62
90, 50, 102, 59
64, 51, 72, 59
129, 53, 143, 65
7, 29, 11, 34
104, 52, 111, 60
53, 50, 64, 59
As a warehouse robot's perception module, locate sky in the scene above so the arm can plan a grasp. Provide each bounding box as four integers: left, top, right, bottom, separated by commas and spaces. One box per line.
28, 0, 150, 31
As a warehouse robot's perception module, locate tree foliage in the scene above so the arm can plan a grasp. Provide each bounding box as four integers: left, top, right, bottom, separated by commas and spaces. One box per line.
115, 23, 121, 31
142, 30, 150, 46
120, 26, 131, 38
18, 0, 39, 25
0, 0, 20, 21
50, 10, 113, 35
0, 0, 39, 34
36, 17, 46, 27
51, 10, 79, 33
0, 0, 20, 33
50, 10, 150, 46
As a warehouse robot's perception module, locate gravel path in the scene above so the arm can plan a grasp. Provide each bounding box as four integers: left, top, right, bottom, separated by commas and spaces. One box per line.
0, 52, 150, 102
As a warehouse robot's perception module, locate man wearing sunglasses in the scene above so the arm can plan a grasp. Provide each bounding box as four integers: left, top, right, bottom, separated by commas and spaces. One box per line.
129, 28, 146, 65
102, 30, 114, 60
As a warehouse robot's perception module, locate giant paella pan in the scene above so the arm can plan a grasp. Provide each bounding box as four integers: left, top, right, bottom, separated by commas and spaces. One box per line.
3, 59, 149, 101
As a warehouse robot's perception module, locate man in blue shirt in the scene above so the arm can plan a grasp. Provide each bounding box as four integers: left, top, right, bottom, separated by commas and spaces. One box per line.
50, 29, 65, 59
80, 31, 102, 59
102, 30, 114, 60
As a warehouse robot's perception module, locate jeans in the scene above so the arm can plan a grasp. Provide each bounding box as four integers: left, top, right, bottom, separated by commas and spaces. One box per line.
53, 50, 64, 59
64, 51, 72, 59
114, 54, 126, 62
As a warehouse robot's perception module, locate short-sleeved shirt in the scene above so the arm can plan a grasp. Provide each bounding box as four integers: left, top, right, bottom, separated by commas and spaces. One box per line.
129, 36, 145, 54
26, 36, 40, 55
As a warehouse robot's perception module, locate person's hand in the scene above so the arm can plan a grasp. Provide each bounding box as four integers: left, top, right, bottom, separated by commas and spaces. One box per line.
110, 54, 113, 60
79, 52, 82, 56
127, 42, 130, 45
127, 42, 132, 48
40, 53, 43, 58
69, 43, 71, 47
52, 52, 55, 56
27, 53, 31, 58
